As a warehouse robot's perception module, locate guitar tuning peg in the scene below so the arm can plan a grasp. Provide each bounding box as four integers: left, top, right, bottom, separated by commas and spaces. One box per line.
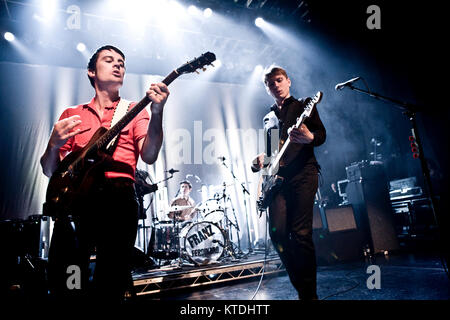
202, 67, 206, 72
210, 63, 215, 67
195, 70, 200, 74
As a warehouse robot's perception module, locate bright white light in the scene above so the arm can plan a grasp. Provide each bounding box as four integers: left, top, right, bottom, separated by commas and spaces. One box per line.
214, 59, 222, 68
254, 65, 263, 73
168, 1, 186, 16
188, 5, 198, 15
41, 0, 58, 20
255, 17, 265, 27
203, 8, 212, 18
125, 0, 154, 31
76, 42, 86, 52
4, 32, 15, 42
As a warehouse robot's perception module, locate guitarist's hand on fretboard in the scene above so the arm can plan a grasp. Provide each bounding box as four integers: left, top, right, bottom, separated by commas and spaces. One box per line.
146, 82, 170, 114
288, 123, 314, 144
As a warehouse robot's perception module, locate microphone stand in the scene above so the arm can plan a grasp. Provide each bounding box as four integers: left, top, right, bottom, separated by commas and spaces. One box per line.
220, 158, 253, 256
344, 84, 442, 242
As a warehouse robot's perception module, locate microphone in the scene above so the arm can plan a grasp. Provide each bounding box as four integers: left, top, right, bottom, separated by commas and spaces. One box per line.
217, 156, 226, 162
166, 168, 179, 174
335, 77, 361, 90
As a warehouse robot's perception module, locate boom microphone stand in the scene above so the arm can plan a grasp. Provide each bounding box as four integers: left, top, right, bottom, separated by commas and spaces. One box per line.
340, 82, 442, 248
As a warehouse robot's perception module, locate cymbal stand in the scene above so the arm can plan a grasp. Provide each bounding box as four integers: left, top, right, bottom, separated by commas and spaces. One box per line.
219, 158, 253, 255
172, 215, 184, 268
213, 184, 237, 260
228, 203, 244, 258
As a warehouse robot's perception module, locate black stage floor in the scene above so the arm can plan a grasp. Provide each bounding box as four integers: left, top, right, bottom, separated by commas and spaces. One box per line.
133, 251, 449, 301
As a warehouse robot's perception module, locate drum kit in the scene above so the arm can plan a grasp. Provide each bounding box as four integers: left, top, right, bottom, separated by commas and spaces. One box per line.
147, 181, 243, 266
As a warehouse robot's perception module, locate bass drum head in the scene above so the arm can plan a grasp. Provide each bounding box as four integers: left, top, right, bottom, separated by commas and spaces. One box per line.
183, 221, 225, 265
203, 209, 224, 224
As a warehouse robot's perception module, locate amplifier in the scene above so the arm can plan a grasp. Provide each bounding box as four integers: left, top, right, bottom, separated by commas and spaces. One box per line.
345, 160, 386, 183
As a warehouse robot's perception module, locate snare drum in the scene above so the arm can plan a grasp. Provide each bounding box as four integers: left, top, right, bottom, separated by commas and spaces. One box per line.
181, 221, 225, 265
148, 221, 180, 260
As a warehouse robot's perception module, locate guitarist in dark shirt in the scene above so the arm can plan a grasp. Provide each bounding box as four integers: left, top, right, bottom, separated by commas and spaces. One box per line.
252, 66, 326, 300
40, 45, 169, 302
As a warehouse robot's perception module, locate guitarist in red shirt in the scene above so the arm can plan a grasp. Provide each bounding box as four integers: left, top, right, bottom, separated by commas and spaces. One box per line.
252, 66, 326, 300
40, 45, 169, 302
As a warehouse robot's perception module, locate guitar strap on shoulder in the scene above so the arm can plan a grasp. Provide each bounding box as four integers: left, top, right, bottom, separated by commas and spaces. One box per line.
106, 98, 132, 152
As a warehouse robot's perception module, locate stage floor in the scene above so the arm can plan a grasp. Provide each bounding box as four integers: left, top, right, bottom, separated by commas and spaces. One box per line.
132, 251, 449, 301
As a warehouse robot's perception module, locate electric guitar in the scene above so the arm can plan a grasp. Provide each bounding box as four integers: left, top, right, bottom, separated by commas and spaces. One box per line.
43, 52, 216, 219
256, 91, 323, 213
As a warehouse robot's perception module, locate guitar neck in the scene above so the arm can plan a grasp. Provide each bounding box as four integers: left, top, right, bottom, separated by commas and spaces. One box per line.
95, 70, 180, 150
268, 113, 307, 174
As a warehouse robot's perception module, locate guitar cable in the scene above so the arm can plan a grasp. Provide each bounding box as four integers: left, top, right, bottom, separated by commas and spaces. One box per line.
251, 209, 269, 300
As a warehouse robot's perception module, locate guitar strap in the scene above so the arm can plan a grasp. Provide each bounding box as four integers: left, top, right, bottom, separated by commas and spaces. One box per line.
106, 98, 132, 152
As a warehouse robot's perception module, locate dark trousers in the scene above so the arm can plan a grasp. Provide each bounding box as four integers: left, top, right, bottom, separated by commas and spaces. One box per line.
48, 178, 138, 303
268, 165, 319, 300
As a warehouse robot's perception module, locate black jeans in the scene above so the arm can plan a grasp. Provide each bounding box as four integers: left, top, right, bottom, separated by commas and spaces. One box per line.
268, 165, 319, 300
48, 178, 138, 303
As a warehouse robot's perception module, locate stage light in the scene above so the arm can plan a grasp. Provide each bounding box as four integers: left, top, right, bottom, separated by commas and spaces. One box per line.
254, 65, 263, 73
255, 17, 265, 27
214, 59, 222, 68
203, 8, 212, 18
41, 0, 58, 21
76, 42, 86, 52
188, 5, 198, 15
4, 32, 15, 42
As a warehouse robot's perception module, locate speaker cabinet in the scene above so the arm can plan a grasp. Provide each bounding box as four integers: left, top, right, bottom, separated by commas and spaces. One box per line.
313, 205, 365, 265
345, 163, 399, 254
313, 204, 323, 230
325, 205, 357, 232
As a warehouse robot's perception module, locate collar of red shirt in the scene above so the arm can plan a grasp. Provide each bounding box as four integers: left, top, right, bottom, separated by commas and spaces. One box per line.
83, 97, 121, 112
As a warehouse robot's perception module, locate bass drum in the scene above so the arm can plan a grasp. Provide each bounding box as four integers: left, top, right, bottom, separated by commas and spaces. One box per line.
203, 209, 224, 225
181, 221, 225, 265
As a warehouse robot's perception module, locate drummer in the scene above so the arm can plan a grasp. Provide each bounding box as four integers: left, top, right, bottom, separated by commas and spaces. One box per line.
168, 180, 197, 222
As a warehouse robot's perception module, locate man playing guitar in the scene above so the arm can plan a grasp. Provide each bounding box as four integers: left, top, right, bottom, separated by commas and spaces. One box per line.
40, 45, 169, 302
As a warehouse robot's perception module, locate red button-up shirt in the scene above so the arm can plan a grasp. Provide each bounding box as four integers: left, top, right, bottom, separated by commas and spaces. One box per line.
58, 97, 150, 180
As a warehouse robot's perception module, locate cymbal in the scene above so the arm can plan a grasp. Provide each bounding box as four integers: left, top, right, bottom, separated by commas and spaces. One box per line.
208, 182, 235, 190
166, 205, 194, 212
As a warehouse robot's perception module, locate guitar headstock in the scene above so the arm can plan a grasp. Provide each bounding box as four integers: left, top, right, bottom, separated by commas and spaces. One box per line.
177, 52, 216, 75
303, 91, 323, 112
295, 91, 323, 123
308, 91, 323, 106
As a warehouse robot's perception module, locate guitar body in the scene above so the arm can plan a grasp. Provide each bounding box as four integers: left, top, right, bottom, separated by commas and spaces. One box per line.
256, 91, 323, 213
257, 174, 284, 212
44, 127, 111, 218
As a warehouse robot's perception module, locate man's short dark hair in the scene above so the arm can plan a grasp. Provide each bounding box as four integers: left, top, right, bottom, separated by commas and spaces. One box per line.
87, 45, 125, 88
180, 180, 192, 189
263, 66, 288, 86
